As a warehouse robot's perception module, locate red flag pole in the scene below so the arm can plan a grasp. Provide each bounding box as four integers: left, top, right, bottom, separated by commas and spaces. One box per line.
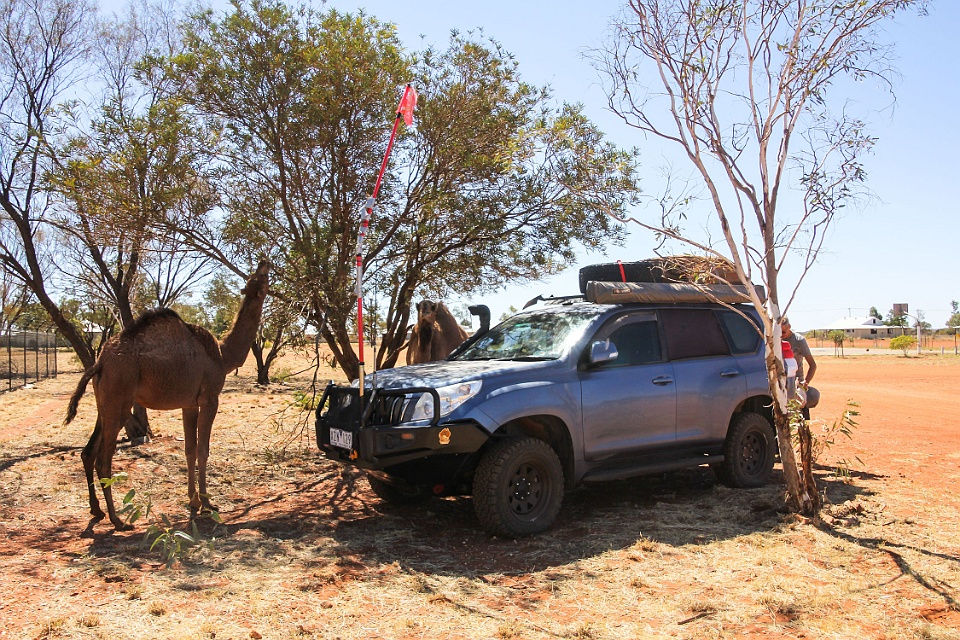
357, 83, 415, 397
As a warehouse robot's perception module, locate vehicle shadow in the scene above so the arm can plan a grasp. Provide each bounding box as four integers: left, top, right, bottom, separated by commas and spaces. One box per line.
71, 460, 878, 582
194, 464, 870, 579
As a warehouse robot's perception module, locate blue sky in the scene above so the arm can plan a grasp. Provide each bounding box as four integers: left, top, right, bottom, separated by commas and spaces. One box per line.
103, 0, 958, 330
330, 0, 958, 331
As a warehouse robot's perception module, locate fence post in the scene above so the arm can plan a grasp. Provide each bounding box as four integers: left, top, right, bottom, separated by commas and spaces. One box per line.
22, 330, 27, 387
34, 329, 39, 384
5, 327, 9, 392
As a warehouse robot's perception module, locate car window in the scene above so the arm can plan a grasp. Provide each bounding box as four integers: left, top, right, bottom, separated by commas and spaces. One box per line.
716, 309, 761, 354
659, 308, 730, 360
605, 321, 662, 366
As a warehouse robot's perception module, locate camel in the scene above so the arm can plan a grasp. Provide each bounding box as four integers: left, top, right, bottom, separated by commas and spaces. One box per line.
406, 300, 469, 365
64, 261, 270, 531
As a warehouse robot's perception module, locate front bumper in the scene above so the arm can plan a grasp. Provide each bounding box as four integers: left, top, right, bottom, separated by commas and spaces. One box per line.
315, 384, 489, 469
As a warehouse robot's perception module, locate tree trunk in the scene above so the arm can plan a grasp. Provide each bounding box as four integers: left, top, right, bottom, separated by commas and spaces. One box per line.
797, 419, 819, 511
251, 341, 270, 385
325, 322, 359, 381
766, 354, 820, 517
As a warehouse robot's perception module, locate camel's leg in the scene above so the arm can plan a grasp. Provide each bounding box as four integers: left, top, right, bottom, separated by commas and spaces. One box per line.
182, 407, 201, 513
196, 399, 219, 512
81, 416, 106, 520
94, 403, 133, 531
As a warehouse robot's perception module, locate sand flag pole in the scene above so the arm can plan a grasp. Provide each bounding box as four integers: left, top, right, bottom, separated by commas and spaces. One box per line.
356, 83, 417, 397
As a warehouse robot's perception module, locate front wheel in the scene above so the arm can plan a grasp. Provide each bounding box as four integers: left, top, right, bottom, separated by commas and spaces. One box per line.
473, 437, 564, 537
719, 412, 776, 488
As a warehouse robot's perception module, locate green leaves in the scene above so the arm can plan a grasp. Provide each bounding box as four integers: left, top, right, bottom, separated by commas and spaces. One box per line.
99, 472, 128, 489
164, 3, 639, 377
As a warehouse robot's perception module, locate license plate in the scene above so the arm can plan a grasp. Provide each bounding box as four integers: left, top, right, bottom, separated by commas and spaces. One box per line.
329, 428, 353, 450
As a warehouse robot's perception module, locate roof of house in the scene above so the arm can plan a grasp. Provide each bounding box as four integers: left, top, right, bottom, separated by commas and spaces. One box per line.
821, 316, 886, 330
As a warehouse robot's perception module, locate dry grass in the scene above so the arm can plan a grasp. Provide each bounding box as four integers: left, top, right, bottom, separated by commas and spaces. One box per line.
0, 351, 958, 639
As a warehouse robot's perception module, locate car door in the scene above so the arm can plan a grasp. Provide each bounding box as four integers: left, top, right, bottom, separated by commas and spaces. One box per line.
579, 311, 677, 461
659, 308, 746, 443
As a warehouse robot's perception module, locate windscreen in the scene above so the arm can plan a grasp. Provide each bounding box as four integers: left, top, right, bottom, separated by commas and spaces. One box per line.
454, 308, 602, 361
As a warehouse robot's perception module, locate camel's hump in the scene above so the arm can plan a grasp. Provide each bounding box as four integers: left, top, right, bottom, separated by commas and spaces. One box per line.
121, 308, 185, 339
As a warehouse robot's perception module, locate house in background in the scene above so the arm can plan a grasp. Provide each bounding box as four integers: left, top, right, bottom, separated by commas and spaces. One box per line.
817, 316, 902, 340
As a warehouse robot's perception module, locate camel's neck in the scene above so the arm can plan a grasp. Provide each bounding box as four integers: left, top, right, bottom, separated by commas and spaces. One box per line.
416, 322, 434, 359
219, 291, 266, 371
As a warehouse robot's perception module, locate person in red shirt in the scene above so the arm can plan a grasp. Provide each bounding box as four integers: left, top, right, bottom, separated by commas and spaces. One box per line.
781, 317, 819, 419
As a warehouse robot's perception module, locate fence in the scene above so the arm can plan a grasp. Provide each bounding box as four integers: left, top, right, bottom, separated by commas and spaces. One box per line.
0, 327, 58, 392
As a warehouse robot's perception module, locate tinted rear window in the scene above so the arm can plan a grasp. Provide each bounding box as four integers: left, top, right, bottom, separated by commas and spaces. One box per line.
660, 309, 730, 360
717, 310, 761, 354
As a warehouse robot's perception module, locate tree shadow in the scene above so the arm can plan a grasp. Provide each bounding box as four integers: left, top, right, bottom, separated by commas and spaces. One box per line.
0, 445, 77, 472
59, 461, 879, 589
817, 522, 959, 610
187, 465, 800, 579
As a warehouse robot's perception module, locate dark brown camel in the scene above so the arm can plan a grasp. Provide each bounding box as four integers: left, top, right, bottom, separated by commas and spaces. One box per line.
64, 261, 270, 530
406, 300, 469, 365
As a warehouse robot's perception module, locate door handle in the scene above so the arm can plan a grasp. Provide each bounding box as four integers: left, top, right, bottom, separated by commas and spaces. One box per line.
720, 370, 740, 378
652, 376, 674, 386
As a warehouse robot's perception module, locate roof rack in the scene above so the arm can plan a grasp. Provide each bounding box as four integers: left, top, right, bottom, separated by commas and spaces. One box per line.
522, 294, 586, 310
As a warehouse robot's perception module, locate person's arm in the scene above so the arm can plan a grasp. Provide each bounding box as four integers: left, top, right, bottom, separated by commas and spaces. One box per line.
802, 351, 817, 387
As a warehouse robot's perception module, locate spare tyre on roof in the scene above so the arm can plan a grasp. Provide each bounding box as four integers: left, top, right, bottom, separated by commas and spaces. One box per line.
577, 255, 741, 294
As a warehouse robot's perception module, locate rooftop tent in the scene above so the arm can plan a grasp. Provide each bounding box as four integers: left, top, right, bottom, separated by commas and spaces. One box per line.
585, 281, 766, 305
579, 256, 764, 305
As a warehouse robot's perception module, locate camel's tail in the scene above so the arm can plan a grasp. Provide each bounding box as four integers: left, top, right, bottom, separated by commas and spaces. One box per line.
64, 361, 101, 425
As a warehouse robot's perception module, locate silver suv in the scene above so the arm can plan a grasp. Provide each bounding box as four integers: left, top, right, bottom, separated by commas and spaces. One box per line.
317, 295, 775, 537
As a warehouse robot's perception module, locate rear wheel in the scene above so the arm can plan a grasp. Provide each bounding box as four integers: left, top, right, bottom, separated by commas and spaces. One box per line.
719, 412, 776, 488
473, 437, 564, 537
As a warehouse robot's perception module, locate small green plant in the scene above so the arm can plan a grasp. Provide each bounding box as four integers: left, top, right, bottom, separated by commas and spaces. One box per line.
890, 334, 917, 356
145, 515, 199, 566
814, 400, 863, 478
100, 473, 150, 525
101, 474, 220, 566
790, 399, 862, 478
293, 389, 317, 411
271, 366, 294, 384
145, 508, 222, 567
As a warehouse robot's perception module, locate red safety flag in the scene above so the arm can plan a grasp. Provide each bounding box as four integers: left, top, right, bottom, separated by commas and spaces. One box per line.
398, 85, 417, 126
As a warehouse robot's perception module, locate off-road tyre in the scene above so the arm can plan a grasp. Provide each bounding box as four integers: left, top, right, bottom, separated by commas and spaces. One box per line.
473, 437, 564, 538
578, 260, 668, 293
366, 473, 430, 505
719, 412, 776, 488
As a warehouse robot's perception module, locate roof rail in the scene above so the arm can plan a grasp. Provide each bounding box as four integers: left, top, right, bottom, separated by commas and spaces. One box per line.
522, 294, 586, 309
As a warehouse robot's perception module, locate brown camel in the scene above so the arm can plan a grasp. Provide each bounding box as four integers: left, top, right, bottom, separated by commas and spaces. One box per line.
64, 261, 270, 530
406, 300, 469, 365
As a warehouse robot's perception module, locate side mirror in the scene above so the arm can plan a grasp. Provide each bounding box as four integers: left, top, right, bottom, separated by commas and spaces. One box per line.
588, 339, 619, 366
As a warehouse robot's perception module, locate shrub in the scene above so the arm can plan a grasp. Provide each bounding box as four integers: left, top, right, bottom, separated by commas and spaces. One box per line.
889, 335, 917, 355
827, 330, 846, 346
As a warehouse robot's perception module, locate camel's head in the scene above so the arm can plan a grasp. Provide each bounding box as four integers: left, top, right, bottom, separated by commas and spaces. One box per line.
241, 260, 271, 300
415, 300, 439, 325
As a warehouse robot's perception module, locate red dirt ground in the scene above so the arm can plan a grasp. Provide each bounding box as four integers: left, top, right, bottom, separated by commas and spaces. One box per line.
0, 353, 958, 639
